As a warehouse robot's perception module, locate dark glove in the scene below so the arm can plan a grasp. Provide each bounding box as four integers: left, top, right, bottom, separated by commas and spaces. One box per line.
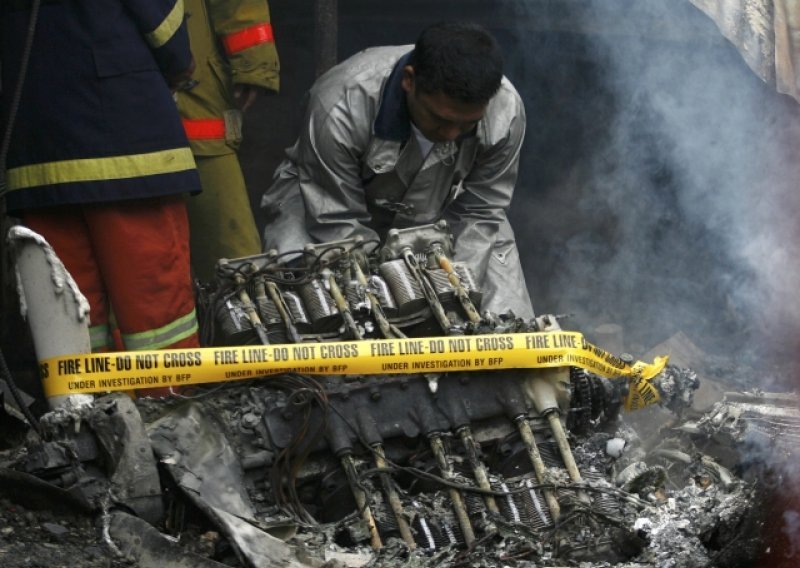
166, 56, 196, 92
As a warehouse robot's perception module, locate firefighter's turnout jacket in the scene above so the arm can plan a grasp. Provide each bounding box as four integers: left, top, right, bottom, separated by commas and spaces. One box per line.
177, 0, 279, 155
262, 46, 534, 318
1, 0, 200, 211
176, 0, 280, 280
1, 0, 202, 355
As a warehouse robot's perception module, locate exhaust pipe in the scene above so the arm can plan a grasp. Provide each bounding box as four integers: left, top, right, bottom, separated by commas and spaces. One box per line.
8, 225, 94, 411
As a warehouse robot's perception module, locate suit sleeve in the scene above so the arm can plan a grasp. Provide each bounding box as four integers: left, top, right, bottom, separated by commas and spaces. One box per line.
443, 83, 535, 317
294, 90, 378, 244
207, 0, 280, 92
444, 84, 525, 281
123, 0, 193, 78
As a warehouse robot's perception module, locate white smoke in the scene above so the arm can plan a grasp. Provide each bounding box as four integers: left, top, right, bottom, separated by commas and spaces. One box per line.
782, 510, 800, 559
504, 0, 800, 375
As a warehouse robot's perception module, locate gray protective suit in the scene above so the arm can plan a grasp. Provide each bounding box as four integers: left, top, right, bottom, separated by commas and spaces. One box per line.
261, 45, 534, 318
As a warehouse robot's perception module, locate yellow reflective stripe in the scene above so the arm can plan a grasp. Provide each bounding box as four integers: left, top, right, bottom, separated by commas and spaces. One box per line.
7, 148, 196, 190
121, 308, 198, 350
146, 0, 185, 49
90, 324, 112, 351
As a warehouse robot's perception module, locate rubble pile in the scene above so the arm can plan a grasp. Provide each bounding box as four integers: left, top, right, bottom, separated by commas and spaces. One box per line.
0, 496, 130, 568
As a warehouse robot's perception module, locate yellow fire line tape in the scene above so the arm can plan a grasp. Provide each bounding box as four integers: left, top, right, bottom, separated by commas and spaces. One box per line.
39, 331, 668, 410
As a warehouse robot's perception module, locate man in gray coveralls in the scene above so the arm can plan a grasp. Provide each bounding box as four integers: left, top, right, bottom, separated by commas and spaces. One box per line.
261, 22, 534, 318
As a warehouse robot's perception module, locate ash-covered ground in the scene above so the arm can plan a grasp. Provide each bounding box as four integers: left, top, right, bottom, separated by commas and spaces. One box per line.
0, 496, 132, 568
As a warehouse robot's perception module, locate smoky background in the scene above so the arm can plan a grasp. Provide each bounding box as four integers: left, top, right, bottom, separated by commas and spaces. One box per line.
248, 0, 800, 386
500, 0, 800, 375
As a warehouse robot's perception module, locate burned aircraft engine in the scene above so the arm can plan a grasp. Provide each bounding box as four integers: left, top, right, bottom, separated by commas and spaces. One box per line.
206, 221, 493, 345
191, 222, 628, 550
2, 222, 764, 567
126, 220, 733, 567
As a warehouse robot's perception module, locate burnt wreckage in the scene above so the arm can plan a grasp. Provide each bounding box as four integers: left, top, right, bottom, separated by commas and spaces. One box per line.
1, 222, 794, 567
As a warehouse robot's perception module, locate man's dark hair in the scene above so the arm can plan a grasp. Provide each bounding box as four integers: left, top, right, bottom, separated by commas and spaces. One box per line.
408, 22, 504, 105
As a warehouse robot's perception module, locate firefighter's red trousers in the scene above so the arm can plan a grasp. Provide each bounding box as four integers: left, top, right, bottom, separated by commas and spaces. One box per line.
23, 196, 200, 353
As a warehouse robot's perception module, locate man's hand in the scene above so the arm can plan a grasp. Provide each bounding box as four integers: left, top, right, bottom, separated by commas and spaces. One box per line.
166, 57, 197, 92
233, 84, 265, 112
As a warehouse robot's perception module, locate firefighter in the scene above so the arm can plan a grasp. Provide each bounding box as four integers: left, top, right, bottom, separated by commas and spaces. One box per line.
1, 1, 202, 357
261, 22, 534, 318
177, 0, 280, 282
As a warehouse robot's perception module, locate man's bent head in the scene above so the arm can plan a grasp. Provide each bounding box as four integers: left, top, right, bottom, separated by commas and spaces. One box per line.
407, 22, 503, 106
402, 22, 504, 142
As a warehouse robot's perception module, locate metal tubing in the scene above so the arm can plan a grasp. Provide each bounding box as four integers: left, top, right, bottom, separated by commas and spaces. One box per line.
10, 226, 93, 410
341, 454, 383, 549
265, 281, 302, 343
516, 417, 561, 520
429, 435, 475, 545
458, 427, 499, 514
234, 273, 270, 345
546, 412, 583, 483
352, 259, 405, 339
326, 272, 362, 340
373, 445, 416, 548
433, 250, 481, 324
402, 249, 452, 333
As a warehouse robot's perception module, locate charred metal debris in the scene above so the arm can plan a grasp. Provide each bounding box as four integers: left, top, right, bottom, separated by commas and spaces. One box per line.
0, 222, 795, 567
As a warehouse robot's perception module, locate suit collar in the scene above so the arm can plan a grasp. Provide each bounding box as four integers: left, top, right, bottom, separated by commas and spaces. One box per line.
374, 51, 413, 142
